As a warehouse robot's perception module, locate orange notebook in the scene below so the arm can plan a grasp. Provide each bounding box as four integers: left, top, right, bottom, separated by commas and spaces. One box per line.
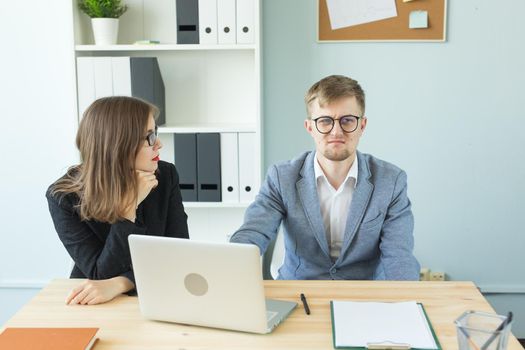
0, 328, 99, 350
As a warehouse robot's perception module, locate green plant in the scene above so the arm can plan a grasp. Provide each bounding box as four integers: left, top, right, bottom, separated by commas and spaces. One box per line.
79, 0, 128, 18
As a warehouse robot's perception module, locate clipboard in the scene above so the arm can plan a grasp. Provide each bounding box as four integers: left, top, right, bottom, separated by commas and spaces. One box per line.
330, 301, 442, 350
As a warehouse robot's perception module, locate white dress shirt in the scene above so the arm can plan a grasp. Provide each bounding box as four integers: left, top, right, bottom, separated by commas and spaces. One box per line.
314, 153, 358, 260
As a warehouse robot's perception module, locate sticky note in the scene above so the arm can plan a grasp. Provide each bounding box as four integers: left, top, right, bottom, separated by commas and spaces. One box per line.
409, 10, 428, 29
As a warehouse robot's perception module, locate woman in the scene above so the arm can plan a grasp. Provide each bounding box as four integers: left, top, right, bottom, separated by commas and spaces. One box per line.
47, 96, 189, 305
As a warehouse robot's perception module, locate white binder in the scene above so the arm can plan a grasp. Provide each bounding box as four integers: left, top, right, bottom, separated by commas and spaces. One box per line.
236, 0, 255, 44
93, 57, 113, 98
220, 133, 240, 202
217, 0, 236, 44
238, 132, 257, 203
76, 57, 95, 119
111, 57, 132, 96
199, 0, 218, 44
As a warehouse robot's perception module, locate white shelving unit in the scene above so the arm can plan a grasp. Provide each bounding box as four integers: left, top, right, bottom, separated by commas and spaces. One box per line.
72, 0, 262, 242
75, 44, 256, 51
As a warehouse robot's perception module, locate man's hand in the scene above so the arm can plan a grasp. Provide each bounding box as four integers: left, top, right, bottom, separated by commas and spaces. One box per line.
65, 277, 134, 305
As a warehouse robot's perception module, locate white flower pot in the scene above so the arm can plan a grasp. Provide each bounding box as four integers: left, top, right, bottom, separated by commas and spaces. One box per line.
91, 18, 119, 45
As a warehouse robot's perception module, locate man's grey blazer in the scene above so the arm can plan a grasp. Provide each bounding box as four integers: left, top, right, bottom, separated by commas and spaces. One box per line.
230, 150, 420, 280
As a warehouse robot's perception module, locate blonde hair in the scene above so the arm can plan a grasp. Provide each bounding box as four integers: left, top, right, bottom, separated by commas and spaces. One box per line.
305, 75, 365, 118
50, 96, 159, 223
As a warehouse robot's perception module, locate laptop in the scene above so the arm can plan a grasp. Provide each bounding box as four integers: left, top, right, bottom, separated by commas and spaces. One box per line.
128, 235, 297, 334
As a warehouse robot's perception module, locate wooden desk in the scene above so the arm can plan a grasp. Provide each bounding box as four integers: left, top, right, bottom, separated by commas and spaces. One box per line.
2, 279, 522, 350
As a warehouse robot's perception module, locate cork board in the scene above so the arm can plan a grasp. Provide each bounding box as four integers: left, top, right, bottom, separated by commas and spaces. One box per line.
318, 0, 447, 42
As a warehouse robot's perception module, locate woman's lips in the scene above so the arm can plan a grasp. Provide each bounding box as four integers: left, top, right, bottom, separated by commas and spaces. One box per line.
152, 155, 160, 162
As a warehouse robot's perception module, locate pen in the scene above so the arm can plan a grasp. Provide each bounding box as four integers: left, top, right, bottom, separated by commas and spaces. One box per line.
300, 293, 310, 315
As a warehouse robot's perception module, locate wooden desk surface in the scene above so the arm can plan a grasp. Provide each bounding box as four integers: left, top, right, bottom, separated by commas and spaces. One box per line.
2, 279, 522, 350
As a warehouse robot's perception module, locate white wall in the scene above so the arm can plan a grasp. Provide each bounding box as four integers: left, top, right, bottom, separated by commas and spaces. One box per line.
0, 0, 78, 320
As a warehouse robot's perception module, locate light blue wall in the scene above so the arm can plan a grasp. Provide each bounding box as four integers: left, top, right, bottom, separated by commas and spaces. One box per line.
0, 1, 77, 327
262, 0, 525, 336
0, 289, 40, 325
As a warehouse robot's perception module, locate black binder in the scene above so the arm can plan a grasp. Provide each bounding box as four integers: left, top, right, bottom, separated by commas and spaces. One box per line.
176, 0, 199, 44
174, 133, 198, 201
196, 133, 221, 202
130, 57, 166, 125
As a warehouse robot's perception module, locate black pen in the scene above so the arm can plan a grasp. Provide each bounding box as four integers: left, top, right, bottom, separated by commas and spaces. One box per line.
300, 293, 310, 315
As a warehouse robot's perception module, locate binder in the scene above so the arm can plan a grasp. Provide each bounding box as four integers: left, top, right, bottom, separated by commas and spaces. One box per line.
217, 0, 236, 44
111, 57, 132, 96
238, 132, 257, 203
199, 0, 218, 44
330, 301, 442, 350
197, 133, 221, 202
77, 57, 166, 124
130, 57, 166, 125
93, 57, 113, 98
176, 0, 200, 44
174, 133, 198, 201
76, 57, 95, 119
220, 133, 240, 202
236, 0, 255, 44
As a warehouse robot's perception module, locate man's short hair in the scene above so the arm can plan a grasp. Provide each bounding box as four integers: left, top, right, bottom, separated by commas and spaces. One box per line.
305, 75, 365, 118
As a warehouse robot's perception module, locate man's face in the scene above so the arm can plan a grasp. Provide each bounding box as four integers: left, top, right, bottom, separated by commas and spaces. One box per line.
305, 96, 367, 162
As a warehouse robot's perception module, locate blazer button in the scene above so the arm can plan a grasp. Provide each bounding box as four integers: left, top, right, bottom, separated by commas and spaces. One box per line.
330, 268, 337, 274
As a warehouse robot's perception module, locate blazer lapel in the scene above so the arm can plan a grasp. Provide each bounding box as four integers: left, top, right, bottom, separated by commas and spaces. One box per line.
296, 152, 331, 258
338, 151, 374, 260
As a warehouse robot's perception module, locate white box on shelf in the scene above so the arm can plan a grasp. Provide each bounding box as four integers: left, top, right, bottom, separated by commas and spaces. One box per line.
238, 132, 257, 203
199, 0, 218, 44
111, 57, 132, 95
76, 57, 95, 118
236, 0, 255, 44
217, 0, 236, 44
220, 132, 240, 203
93, 57, 113, 98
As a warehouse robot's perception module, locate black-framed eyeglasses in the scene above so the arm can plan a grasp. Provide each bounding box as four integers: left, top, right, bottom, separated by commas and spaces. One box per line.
311, 115, 362, 134
145, 125, 158, 146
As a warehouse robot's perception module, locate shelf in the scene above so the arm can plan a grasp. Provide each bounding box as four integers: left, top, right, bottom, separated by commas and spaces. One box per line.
75, 44, 256, 52
159, 124, 257, 134
183, 202, 251, 209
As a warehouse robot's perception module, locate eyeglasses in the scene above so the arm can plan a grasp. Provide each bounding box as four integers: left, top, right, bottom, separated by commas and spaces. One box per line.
145, 125, 158, 146
311, 115, 362, 134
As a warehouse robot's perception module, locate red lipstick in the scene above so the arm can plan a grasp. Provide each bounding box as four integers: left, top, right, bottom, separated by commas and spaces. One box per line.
152, 155, 160, 162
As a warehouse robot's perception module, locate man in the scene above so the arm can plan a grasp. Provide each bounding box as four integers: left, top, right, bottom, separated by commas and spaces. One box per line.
230, 75, 420, 280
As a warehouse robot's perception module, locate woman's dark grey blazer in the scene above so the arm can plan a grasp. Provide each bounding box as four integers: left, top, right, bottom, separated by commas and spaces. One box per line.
46, 160, 189, 284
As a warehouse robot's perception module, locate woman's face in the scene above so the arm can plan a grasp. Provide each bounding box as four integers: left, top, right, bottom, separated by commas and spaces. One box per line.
135, 114, 162, 172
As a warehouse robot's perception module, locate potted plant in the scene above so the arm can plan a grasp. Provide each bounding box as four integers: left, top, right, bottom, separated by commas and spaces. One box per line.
79, 0, 128, 45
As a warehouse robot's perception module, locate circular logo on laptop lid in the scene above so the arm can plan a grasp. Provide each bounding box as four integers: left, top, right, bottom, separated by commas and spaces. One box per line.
184, 273, 208, 296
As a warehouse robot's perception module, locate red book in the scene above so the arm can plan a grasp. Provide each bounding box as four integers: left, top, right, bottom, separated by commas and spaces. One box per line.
0, 328, 99, 350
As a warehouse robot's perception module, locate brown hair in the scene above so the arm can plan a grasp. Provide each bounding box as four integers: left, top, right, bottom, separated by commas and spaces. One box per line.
304, 75, 365, 118
50, 96, 159, 223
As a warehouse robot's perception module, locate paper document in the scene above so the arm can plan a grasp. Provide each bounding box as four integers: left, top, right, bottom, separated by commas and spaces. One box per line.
326, 0, 398, 30
331, 301, 439, 349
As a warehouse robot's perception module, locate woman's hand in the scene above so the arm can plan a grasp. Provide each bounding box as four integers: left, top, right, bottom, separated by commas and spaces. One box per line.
136, 170, 158, 206
65, 277, 134, 305
123, 170, 158, 222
